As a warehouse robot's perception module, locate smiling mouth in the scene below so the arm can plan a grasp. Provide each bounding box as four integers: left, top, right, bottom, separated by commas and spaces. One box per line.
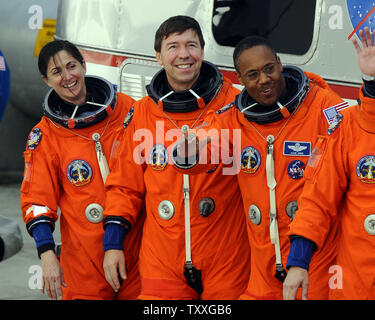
260, 87, 273, 95
63, 80, 77, 89
176, 64, 192, 69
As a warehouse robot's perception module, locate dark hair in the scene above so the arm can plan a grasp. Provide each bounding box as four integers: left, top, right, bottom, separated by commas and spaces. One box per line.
233, 36, 277, 72
38, 40, 84, 77
154, 15, 205, 52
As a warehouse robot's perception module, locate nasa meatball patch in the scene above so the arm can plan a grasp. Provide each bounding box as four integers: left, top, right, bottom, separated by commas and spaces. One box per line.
287, 160, 306, 180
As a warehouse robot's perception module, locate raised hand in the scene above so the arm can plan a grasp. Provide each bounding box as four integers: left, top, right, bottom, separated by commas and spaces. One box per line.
352, 27, 375, 77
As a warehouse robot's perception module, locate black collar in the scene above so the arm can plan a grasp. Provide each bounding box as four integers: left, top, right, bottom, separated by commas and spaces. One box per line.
43, 76, 116, 129
146, 61, 223, 113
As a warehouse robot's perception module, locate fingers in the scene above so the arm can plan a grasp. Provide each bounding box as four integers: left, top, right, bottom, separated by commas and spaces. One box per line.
105, 264, 121, 292
351, 27, 375, 71
301, 278, 309, 300
365, 27, 373, 47
42, 272, 64, 300
176, 132, 199, 159
40, 250, 65, 300
356, 27, 373, 51
359, 28, 367, 49
55, 269, 67, 299
283, 280, 299, 300
282, 267, 309, 300
283, 272, 309, 300
352, 37, 361, 55
118, 258, 127, 281
103, 250, 126, 292
177, 134, 212, 157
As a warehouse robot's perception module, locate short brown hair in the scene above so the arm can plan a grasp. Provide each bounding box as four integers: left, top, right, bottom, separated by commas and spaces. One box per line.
154, 15, 205, 52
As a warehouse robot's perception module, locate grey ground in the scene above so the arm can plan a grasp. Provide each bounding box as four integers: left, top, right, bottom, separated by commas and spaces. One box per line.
0, 182, 60, 300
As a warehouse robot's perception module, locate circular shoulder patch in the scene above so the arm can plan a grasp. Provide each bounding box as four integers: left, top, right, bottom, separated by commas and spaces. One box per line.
27, 128, 43, 150
149, 144, 168, 171
67, 160, 93, 187
240, 146, 261, 174
356, 155, 375, 184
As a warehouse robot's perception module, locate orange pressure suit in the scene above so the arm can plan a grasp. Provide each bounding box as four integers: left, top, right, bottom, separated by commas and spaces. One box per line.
21, 77, 143, 300
183, 67, 347, 299
104, 61, 250, 300
289, 88, 375, 300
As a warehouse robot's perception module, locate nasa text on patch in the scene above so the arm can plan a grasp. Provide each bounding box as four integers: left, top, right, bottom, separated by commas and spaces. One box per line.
283, 141, 311, 157
287, 160, 306, 180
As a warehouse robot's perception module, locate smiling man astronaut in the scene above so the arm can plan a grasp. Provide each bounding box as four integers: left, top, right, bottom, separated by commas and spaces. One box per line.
101, 15, 250, 300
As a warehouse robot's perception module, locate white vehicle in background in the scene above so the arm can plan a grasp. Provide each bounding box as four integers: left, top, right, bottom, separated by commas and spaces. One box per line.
0, 0, 372, 177
54, 0, 370, 106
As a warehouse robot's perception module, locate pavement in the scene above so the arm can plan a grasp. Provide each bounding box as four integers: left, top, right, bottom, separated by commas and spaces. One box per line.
0, 181, 60, 300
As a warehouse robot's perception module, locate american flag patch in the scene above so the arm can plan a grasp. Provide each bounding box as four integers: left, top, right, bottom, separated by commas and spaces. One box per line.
323, 101, 350, 123
0, 56, 5, 71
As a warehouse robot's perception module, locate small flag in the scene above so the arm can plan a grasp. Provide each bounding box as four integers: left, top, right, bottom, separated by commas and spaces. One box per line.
323, 101, 350, 123
0, 56, 6, 71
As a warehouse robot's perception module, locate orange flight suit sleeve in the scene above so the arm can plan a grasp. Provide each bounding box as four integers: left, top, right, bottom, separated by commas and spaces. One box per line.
21, 122, 60, 231
289, 127, 347, 249
104, 104, 146, 226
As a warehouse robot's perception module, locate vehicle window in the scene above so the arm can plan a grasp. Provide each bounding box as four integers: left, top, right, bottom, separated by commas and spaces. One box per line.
212, 0, 316, 55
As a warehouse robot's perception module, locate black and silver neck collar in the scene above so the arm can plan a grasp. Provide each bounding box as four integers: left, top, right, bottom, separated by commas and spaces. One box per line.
43, 75, 117, 129
146, 60, 223, 113
235, 65, 309, 124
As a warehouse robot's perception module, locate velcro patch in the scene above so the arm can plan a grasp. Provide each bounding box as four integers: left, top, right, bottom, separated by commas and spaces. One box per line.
27, 128, 43, 150
327, 113, 343, 135
323, 101, 349, 123
123, 107, 134, 128
283, 141, 311, 156
216, 102, 234, 114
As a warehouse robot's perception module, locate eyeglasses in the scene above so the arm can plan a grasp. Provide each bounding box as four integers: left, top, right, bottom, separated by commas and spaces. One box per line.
246, 63, 277, 81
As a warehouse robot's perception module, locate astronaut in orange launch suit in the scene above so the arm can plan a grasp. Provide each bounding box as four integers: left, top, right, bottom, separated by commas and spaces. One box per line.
283, 28, 375, 300
102, 16, 250, 300
173, 35, 349, 299
20, 40, 143, 300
